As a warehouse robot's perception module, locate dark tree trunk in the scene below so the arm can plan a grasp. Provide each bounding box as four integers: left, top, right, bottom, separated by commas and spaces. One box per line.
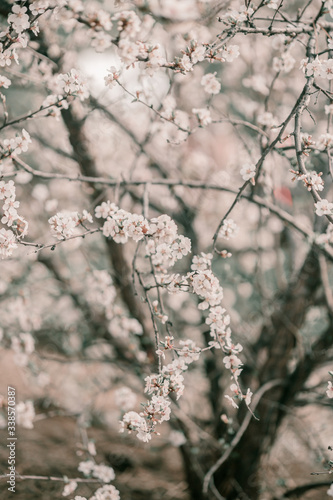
211, 248, 322, 499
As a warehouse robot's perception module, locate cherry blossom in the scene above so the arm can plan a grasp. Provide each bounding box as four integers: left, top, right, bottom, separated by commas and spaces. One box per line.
91, 31, 112, 53
220, 6, 254, 25
0, 2, 332, 498
273, 52, 295, 73
327, 381, 333, 399
192, 108, 212, 127
92, 464, 115, 483
0, 75, 11, 88
62, 480, 78, 497
219, 219, 238, 240
8, 5, 30, 34
240, 163, 256, 182
57, 69, 89, 101
315, 199, 333, 216
16, 400, 35, 429
90, 485, 120, 500
0, 228, 17, 258
115, 387, 137, 412
221, 45, 240, 62
3, 129, 32, 155
201, 72, 221, 94
104, 67, 120, 88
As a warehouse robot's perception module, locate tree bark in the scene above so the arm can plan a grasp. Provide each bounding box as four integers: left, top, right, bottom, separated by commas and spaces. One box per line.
61, 107, 155, 361
212, 248, 323, 499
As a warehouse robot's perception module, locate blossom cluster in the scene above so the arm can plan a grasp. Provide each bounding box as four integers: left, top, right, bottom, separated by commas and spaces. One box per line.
219, 219, 238, 240
90, 485, 120, 500
8, 5, 30, 34
0, 179, 28, 258
72, 485, 120, 500
0, 74, 11, 89
16, 400, 35, 429
84, 269, 143, 341
294, 132, 333, 153
1, 0, 333, 498
119, 249, 253, 442
192, 108, 212, 127
177, 255, 251, 404
67, 3, 113, 53
85, 270, 116, 319
327, 381, 333, 399
120, 350, 199, 442
96, 203, 192, 269
95, 202, 149, 243
41, 94, 69, 120
293, 170, 324, 192
315, 199, 333, 217
301, 57, 333, 80
77, 459, 120, 500
57, 69, 89, 101
48, 210, 92, 240
201, 73, 221, 94
11, 332, 35, 367
78, 460, 116, 483
316, 225, 333, 246
2, 129, 31, 157
0, 42, 19, 68
104, 67, 120, 89
273, 51, 295, 73
1, 2, 41, 67
188, 259, 224, 310
240, 163, 256, 182
220, 6, 254, 25
115, 387, 137, 412
146, 215, 191, 270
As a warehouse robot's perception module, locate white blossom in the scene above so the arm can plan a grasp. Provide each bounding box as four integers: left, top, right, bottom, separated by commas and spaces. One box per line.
62, 481, 78, 497
0, 228, 17, 258
8, 5, 30, 34
0, 75, 11, 88
91, 31, 112, 52
48, 211, 79, 239
273, 52, 295, 73
257, 112, 278, 128
219, 219, 238, 240
16, 401, 35, 429
318, 133, 333, 150
315, 199, 333, 216
57, 69, 89, 101
192, 108, 212, 126
92, 464, 115, 483
244, 388, 253, 406
29, 1, 50, 16
326, 381, 333, 399
221, 45, 240, 62
112, 10, 141, 38
90, 484, 120, 500
104, 67, 120, 88
201, 73, 221, 94
240, 163, 256, 181
191, 43, 205, 64
3, 129, 32, 155
78, 460, 95, 476
168, 430, 186, 447
220, 6, 254, 25
115, 387, 137, 411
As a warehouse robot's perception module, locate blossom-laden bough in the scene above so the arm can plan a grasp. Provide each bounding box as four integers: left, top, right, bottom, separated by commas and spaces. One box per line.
0, 1, 333, 500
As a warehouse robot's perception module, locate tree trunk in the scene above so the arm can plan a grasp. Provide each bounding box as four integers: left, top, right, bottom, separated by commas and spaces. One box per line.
212, 248, 321, 499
